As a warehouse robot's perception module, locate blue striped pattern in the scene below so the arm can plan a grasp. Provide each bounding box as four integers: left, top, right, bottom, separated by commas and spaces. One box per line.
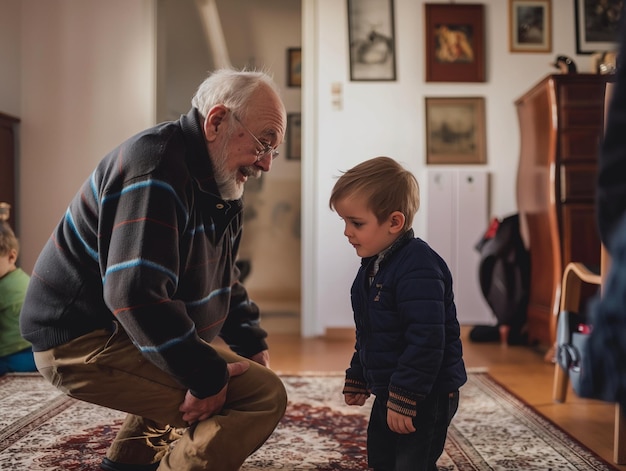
20, 109, 267, 398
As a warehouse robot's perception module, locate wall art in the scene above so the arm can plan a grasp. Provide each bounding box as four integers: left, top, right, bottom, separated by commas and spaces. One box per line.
425, 97, 486, 165
575, 0, 621, 54
509, 0, 552, 53
424, 3, 485, 82
347, 0, 397, 81
287, 48, 301, 87
287, 113, 301, 160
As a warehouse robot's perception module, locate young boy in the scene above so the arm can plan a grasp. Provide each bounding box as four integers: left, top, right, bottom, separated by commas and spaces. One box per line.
329, 156, 467, 471
0, 221, 35, 376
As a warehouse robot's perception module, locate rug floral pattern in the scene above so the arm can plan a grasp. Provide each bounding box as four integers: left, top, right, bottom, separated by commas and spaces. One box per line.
0, 372, 617, 470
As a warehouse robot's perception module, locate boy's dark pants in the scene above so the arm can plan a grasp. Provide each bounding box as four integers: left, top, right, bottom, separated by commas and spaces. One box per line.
367, 390, 460, 471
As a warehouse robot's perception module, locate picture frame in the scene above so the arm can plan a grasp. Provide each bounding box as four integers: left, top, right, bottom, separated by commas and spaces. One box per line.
286, 113, 301, 161
509, 0, 552, 53
287, 48, 301, 87
347, 0, 397, 81
575, 0, 621, 54
424, 3, 485, 83
425, 97, 486, 165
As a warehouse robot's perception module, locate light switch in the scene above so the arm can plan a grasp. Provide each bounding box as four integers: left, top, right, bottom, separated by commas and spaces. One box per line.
331, 82, 342, 110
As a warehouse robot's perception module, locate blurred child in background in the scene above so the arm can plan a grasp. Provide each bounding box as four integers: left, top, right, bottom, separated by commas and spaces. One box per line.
0, 221, 34, 375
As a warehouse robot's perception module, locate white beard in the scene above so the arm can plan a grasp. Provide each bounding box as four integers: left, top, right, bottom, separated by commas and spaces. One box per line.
212, 145, 260, 201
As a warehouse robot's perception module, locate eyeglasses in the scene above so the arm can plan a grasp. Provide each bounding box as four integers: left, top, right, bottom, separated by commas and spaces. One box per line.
232, 113, 280, 162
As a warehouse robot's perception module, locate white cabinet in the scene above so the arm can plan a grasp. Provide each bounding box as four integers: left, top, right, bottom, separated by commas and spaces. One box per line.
426, 169, 493, 325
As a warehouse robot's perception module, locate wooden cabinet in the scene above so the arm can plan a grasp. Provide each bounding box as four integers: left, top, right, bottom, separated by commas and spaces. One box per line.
515, 74, 611, 347
0, 112, 19, 230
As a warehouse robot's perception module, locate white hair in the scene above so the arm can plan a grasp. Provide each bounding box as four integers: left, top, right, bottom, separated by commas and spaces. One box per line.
191, 69, 282, 120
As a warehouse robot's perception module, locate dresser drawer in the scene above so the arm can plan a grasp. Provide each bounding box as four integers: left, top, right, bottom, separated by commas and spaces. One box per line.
560, 163, 597, 202
559, 129, 603, 161
559, 106, 604, 128
558, 81, 606, 106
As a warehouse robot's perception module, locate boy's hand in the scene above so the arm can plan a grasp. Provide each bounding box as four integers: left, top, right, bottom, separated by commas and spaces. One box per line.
344, 392, 368, 406
387, 408, 416, 434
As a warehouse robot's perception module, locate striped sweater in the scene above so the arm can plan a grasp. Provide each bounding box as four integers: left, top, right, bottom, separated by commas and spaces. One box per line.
20, 108, 267, 398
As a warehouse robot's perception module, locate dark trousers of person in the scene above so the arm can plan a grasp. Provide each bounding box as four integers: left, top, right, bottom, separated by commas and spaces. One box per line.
367, 390, 460, 471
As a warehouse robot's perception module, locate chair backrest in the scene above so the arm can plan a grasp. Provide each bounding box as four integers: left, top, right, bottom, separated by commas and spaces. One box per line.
601, 245, 611, 291
601, 82, 614, 289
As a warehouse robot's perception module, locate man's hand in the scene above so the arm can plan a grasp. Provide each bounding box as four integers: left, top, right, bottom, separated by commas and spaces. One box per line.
178, 361, 249, 424
387, 408, 416, 434
250, 349, 270, 367
344, 392, 368, 406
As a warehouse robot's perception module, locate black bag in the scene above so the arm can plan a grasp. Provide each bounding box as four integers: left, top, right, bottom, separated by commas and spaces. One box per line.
556, 310, 590, 395
471, 214, 530, 345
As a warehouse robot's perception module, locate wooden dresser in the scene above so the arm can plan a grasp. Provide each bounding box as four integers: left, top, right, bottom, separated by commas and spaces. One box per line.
515, 74, 611, 347
0, 112, 20, 231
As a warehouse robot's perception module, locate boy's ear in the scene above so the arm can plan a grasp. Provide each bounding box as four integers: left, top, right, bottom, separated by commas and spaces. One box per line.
388, 211, 405, 234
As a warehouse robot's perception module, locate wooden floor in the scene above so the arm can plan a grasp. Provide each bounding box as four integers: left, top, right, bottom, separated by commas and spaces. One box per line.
265, 325, 626, 469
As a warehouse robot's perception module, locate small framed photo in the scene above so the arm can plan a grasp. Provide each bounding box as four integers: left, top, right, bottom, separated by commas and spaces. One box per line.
425, 97, 486, 165
575, 0, 621, 54
509, 0, 552, 53
424, 3, 485, 82
286, 113, 301, 161
347, 0, 397, 81
287, 48, 301, 87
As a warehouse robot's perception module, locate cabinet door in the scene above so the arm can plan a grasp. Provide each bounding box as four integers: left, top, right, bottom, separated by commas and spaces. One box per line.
427, 169, 492, 325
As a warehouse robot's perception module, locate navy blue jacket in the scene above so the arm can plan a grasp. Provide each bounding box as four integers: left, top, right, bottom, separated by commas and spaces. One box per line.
344, 230, 467, 417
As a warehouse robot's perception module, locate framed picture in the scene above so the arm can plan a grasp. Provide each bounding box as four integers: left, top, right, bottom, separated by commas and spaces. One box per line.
286, 113, 301, 161
347, 0, 396, 81
575, 0, 621, 54
509, 0, 552, 53
287, 48, 301, 87
424, 3, 485, 83
425, 97, 486, 165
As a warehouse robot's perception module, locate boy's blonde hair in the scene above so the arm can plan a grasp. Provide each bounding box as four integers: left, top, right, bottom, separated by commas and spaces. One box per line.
0, 222, 19, 257
329, 156, 420, 232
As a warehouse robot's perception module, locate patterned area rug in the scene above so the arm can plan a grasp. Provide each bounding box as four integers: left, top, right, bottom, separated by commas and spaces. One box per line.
0, 372, 618, 470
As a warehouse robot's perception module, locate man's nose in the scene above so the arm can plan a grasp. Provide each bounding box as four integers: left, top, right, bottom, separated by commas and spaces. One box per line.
255, 155, 272, 172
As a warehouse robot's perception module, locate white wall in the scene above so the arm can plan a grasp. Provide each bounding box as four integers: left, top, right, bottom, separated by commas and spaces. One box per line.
16, 0, 157, 272
0, 0, 21, 118
303, 0, 601, 335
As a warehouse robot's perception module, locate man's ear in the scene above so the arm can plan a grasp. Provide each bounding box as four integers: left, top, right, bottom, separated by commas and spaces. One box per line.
388, 211, 405, 234
203, 105, 228, 143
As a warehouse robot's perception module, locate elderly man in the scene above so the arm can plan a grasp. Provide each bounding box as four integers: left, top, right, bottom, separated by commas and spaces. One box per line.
20, 69, 288, 471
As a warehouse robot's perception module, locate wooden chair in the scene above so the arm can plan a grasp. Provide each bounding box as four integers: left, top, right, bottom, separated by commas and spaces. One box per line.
552, 259, 601, 405
552, 259, 601, 404
552, 248, 626, 463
